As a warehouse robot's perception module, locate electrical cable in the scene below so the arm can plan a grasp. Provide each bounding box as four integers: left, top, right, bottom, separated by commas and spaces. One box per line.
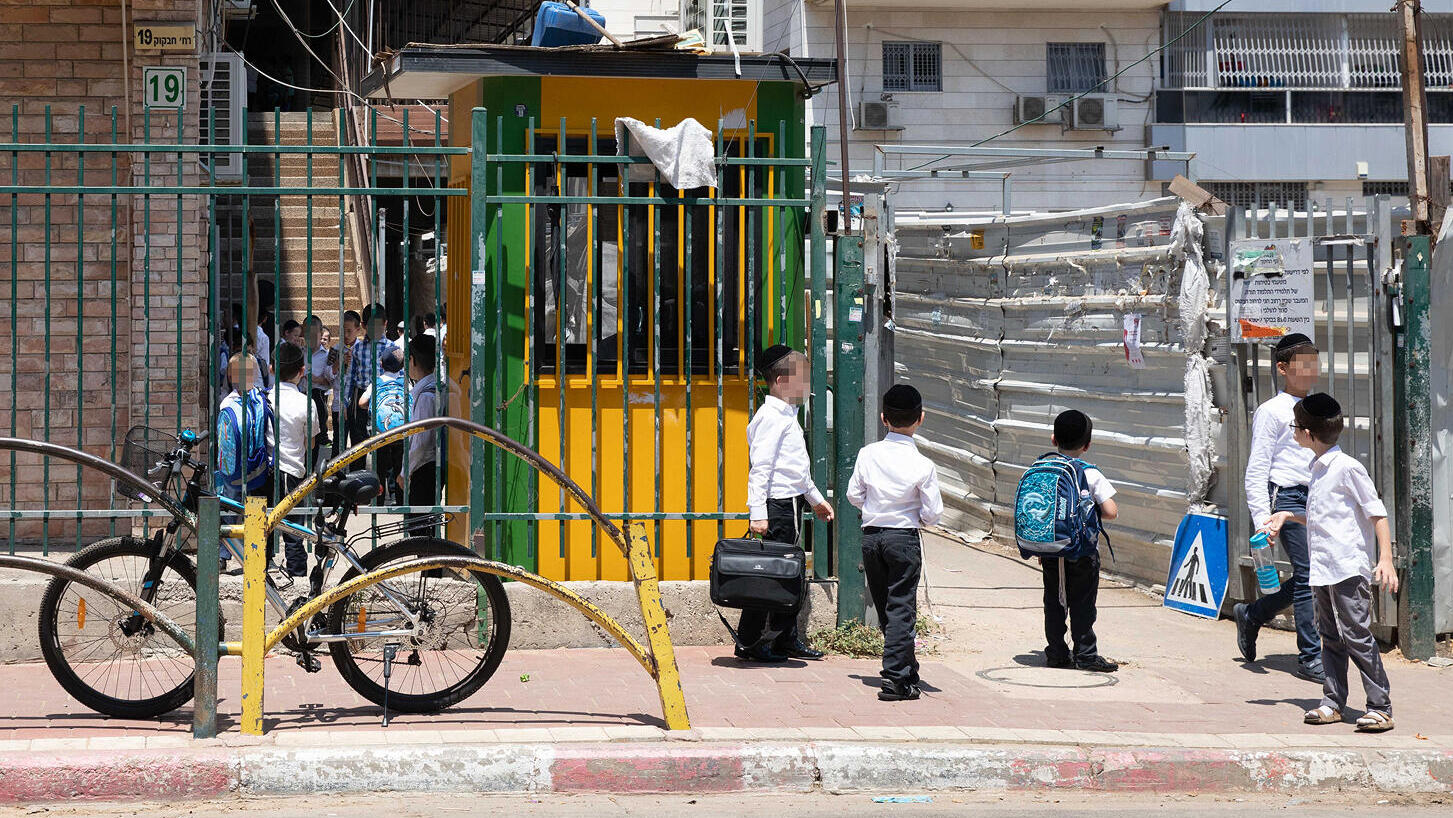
295, 0, 357, 39
904, 0, 1235, 172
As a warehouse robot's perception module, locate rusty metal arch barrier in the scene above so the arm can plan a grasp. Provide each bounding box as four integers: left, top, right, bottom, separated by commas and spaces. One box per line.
240, 416, 691, 732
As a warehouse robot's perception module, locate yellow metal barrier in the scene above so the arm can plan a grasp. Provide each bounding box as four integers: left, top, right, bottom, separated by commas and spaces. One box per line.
233, 416, 692, 732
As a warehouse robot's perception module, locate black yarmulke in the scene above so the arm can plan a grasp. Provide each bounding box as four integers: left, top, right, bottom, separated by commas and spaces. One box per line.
883, 384, 922, 413
758, 344, 794, 375
1300, 392, 1341, 419
1276, 332, 1314, 353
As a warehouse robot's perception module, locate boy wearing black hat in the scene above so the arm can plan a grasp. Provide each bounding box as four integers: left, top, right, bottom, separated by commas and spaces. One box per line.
1235, 332, 1324, 683
1264, 393, 1396, 732
738, 344, 834, 662
1041, 410, 1120, 673
847, 384, 944, 701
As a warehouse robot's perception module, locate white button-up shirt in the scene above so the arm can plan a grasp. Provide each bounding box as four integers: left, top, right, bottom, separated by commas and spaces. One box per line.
1245, 391, 1315, 527
307, 342, 336, 395
1306, 446, 1388, 587
846, 433, 944, 529
272, 380, 320, 480
746, 395, 824, 519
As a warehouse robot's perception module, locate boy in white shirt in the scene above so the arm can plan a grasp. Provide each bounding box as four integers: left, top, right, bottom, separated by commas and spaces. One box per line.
1264, 393, 1397, 733
272, 342, 320, 577
1041, 410, 1120, 673
846, 384, 944, 701
738, 344, 834, 663
1236, 332, 1323, 682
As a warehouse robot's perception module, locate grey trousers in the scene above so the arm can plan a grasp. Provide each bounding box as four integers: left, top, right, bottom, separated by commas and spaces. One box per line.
1314, 576, 1391, 715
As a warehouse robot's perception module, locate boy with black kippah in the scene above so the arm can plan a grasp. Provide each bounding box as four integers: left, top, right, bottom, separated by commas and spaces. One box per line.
847, 384, 944, 701
1236, 332, 1324, 682
1265, 393, 1398, 733
738, 344, 833, 663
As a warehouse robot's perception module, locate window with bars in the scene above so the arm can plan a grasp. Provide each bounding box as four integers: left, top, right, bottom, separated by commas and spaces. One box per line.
883, 42, 942, 92
1162, 12, 1453, 90
1201, 182, 1309, 210
1047, 43, 1107, 94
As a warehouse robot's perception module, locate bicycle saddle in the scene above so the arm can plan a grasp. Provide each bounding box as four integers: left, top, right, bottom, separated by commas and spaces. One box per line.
319, 469, 381, 506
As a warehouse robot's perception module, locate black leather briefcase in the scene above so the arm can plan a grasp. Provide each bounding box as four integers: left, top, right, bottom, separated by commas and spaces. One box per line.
709, 537, 807, 612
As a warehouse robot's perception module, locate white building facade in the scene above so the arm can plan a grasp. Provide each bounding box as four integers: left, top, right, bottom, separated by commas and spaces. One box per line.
591, 0, 1453, 214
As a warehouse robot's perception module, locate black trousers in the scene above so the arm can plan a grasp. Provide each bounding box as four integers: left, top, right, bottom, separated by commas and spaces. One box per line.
405, 465, 438, 537
1041, 553, 1101, 663
863, 526, 923, 686
735, 496, 802, 652
309, 388, 331, 468
275, 473, 310, 575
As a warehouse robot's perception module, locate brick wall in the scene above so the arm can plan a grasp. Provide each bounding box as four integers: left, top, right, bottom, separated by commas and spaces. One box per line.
0, 0, 207, 546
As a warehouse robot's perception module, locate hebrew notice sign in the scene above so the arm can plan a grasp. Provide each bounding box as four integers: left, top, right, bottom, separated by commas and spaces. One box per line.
1229, 238, 1315, 343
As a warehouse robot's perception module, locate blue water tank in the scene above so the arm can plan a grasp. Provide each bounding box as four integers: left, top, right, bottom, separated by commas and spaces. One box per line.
530, 2, 606, 48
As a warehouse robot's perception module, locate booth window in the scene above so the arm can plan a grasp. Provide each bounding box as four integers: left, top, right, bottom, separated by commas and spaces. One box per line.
532, 137, 773, 377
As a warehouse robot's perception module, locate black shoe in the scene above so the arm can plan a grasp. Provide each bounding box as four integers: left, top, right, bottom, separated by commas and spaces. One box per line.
878, 681, 921, 701
1296, 660, 1326, 684
1234, 602, 1259, 663
1075, 656, 1119, 673
1046, 652, 1074, 669
737, 645, 788, 663
784, 640, 824, 660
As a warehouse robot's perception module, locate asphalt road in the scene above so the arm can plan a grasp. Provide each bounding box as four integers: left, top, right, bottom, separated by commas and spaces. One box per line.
4, 792, 1449, 817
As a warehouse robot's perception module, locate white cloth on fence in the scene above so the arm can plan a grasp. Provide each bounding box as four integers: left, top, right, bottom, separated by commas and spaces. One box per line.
614, 117, 718, 191
1173, 200, 1217, 509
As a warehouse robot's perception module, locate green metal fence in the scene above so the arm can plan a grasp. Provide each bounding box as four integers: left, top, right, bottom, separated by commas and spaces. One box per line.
0, 104, 462, 555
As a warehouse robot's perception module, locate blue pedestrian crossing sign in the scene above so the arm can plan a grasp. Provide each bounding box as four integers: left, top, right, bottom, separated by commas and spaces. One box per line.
1164, 512, 1229, 619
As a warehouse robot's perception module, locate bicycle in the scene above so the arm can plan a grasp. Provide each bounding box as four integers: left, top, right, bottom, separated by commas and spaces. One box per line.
36, 425, 512, 719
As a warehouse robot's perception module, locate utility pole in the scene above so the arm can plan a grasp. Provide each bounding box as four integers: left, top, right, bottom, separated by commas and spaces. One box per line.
1394, 0, 1436, 661
833, 0, 852, 225
1398, 0, 1431, 235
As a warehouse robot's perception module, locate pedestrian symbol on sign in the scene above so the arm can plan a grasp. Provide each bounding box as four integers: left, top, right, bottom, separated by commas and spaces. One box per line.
1163, 512, 1229, 619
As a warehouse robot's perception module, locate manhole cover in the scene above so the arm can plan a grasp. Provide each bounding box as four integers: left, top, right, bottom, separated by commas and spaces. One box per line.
975, 666, 1120, 689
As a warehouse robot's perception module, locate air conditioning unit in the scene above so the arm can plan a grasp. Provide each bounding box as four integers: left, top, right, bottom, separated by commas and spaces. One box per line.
197, 52, 246, 181
1069, 95, 1119, 131
1014, 95, 1063, 125
679, 0, 762, 53
856, 101, 903, 131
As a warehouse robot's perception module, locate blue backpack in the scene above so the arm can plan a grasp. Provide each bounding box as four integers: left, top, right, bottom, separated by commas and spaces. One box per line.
1013, 452, 1110, 561
372, 376, 408, 433
221, 388, 273, 493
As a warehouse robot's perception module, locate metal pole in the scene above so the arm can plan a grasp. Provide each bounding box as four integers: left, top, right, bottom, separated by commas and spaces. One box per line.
1395, 236, 1435, 660
833, 0, 852, 225
193, 496, 220, 739
1398, 0, 1432, 234
834, 235, 867, 624
240, 496, 268, 735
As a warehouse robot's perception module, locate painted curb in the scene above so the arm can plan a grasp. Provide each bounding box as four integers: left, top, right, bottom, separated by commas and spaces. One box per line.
2, 742, 1453, 802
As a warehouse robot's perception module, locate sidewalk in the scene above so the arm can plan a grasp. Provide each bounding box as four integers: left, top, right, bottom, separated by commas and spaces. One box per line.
2, 534, 1451, 800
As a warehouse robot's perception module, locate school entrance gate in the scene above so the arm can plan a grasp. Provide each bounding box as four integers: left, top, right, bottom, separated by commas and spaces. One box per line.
1, 97, 862, 614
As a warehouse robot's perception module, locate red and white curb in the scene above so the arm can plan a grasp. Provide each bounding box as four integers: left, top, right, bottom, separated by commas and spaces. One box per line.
3, 741, 1453, 802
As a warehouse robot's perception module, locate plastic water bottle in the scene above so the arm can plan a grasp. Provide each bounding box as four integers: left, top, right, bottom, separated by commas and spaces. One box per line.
1250, 531, 1281, 594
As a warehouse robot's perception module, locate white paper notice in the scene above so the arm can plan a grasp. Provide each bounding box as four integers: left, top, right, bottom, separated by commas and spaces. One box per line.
1123, 313, 1146, 370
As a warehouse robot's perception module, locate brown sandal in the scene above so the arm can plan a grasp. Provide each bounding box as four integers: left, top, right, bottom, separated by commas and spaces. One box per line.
1303, 705, 1342, 725
1355, 711, 1394, 733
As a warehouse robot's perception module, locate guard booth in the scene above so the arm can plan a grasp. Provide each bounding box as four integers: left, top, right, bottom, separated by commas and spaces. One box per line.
363, 46, 837, 582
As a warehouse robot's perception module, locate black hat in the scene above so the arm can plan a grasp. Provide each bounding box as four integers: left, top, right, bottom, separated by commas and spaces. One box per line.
757, 344, 795, 376
1275, 332, 1315, 353
1300, 392, 1341, 419
883, 384, 922, 413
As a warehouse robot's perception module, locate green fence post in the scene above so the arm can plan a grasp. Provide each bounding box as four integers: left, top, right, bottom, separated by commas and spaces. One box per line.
193, 495, 220, 739
1395, 235, 1435, 660
469, 108, 493, 552
833, 234, 867, 624
808, 127, 830, 580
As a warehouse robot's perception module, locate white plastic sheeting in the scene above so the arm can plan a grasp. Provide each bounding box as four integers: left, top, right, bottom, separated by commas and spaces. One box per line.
1427, 216, 1453, 633
893, 198, 1218, 587
1174, 202, 1217, 509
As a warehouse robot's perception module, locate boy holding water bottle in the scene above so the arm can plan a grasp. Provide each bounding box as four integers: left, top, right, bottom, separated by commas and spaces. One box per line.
1263, 393, 1396, 733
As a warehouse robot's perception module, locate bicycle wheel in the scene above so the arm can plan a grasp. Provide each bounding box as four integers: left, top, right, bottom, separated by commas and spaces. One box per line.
37, 536, 198, 719
326, 537, 511, 713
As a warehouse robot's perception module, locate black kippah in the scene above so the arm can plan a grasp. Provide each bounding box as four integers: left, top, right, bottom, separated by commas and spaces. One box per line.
758, 344, 794, 375
1276, 332, 1314, 353
1300, 392, 1341, 419
883, 384, 922, 413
